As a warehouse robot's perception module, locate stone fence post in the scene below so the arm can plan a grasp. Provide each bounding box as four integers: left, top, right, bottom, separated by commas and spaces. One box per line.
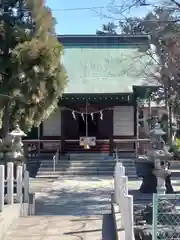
0, 165, 4, 212
24, 170, 29, 202
124, 195, 134, 240
119, 175, 128, 228
7, 162, 14, 204
0, 162, 27, 212
16, 165, 23, 203
114, 162, 125, 204
114, 160, 135, 240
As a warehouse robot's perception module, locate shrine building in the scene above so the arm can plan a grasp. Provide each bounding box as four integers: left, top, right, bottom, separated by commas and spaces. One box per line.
28, 35, 160, 155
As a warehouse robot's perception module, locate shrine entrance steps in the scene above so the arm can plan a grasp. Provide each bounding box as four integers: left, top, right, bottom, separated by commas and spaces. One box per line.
34, 153, 137, 179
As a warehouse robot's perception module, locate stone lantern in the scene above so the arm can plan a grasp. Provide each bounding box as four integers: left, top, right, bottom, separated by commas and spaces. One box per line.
136, 121, 174, 194
8, 124, 27, 161
148, 123, 173, 194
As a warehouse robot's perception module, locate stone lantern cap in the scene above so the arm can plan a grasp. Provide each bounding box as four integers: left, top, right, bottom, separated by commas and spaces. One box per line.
149, 123, 166, 136
9, 124, 27, 137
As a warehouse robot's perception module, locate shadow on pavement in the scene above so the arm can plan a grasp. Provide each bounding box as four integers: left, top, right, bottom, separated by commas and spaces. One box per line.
35, 183, 112, 216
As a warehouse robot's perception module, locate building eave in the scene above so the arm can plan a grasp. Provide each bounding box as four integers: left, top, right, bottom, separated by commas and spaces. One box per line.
57, 34, 150, 46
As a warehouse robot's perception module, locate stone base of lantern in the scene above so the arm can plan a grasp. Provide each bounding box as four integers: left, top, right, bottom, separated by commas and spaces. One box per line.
139, 170, 174, 194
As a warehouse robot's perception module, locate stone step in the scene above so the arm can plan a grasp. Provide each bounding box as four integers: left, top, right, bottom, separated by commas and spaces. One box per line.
40, 161, 117, 166
36, 173, 138, 179
35, 175, 60, 179
68, 153, 109, 158
38, 162, 135, 167
37, 169, 135, 174
35, 155, 137, 178
69, 157, 135, 161
38, 157, 135, 161
31, 158, 135, 163
37, 163, 136, 171
28, 153, 55, 159
40, 160, 116, 164
39, 165, 117, 170
39, 160, 135, 167
170, 163, 180, 169
37, 169, 136, 176
36, 171, 135, 177
38, 167, 114, 172
36, 173, 137, 178
37, 169, 114, 174
39, 166, 136, 171
70, 155, 109, 158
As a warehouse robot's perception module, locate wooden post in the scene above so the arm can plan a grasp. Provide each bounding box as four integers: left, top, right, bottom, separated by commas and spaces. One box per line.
109, 137, 113, 156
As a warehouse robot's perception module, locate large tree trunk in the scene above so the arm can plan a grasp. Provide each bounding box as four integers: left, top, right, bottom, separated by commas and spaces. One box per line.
1, 103, 10, 138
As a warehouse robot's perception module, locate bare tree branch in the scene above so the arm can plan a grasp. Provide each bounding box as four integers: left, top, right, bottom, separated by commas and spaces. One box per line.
171, 0, 180, 8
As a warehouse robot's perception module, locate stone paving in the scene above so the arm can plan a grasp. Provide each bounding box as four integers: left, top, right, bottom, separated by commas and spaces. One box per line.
4, 177, 115, 240
4, 175, 180, 239
4, 215, 103, 240
35, 177, 113, 216
29, 178, 55, 192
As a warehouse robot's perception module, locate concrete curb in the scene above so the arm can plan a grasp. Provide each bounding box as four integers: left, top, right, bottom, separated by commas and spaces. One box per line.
0, 204, 21, 240
111, 193, 125, 240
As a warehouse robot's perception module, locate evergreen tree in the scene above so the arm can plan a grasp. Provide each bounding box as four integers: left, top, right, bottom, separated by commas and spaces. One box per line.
0, 0, 67, 136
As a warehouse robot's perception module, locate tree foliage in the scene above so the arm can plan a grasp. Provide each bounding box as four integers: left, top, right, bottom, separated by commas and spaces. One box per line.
97, 5, 180, 114
0, 0, 67, 135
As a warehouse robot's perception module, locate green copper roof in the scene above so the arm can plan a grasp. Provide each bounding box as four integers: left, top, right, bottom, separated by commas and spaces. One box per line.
62, 44, 158, 94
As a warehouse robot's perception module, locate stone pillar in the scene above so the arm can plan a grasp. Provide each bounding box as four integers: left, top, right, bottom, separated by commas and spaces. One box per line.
24, 170, 29, 202
0, 165, 4, 212
124, 195, 134, 240
7, 162, 14, 204
119, 175, 128, 228
156, 176, 166, 194
154, 159, 166, 194
16, 165, 23, 203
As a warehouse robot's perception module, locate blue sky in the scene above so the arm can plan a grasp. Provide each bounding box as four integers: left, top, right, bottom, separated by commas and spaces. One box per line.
45, 0, 154, 35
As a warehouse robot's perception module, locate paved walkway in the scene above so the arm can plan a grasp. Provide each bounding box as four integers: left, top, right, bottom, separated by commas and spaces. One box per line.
4, 177, 115, 240
5, 176, 180, 239
4, 215, 103, 240
35, 177, 113, 216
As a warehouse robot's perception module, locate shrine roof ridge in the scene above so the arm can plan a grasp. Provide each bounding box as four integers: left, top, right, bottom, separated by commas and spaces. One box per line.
57, 34, 150, 46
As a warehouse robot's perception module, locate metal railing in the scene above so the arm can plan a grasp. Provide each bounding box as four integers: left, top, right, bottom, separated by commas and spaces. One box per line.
152, 194, 180, 240
53, 148, 60, 173
23, 139, 61, 158
65, 139, 109, 143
